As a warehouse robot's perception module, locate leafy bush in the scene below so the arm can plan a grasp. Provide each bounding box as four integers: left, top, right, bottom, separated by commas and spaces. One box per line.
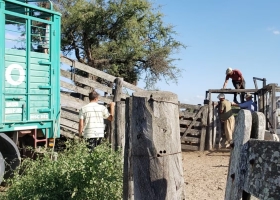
2, 141, 123, 200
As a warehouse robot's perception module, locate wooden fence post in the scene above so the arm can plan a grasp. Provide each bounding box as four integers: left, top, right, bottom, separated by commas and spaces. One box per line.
225, 111, 265, 200
115, 101, 126, 154
206, 92, 212, 150
111, 77, 123, 150
212, 104, 217, 148
225, 110, 252, 200
242, 112, 265, 199
200, 106, 208, 151
271, 84, 277, 133
212, 104, 222, 149
123, 97, 134, 200
129, 91, 186, 200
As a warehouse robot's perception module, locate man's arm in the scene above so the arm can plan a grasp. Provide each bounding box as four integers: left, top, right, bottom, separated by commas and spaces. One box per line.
107, 102, 115, 121
78, 109, 84, 137
231, 101, 249, 108
78, 119, 84, 137
219, 102, 224, 114
223, 77, 229, 89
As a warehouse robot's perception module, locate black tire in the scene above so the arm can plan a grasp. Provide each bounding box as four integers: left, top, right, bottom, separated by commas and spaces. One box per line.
0, 152, 4, 183
0, 134, 21, 181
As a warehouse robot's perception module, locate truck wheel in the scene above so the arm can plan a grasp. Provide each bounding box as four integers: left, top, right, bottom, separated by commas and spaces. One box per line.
0, 152, 4, 183
0, 134, 21, 182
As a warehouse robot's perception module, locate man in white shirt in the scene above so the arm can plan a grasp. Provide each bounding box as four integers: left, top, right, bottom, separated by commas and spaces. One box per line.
79, 91, 115, 150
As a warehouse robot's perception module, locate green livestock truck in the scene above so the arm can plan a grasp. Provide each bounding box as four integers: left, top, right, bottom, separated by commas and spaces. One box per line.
0, 0, 61, 183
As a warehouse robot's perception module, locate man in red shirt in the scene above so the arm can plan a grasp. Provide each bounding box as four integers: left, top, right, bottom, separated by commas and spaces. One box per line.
223, 68, 246, 103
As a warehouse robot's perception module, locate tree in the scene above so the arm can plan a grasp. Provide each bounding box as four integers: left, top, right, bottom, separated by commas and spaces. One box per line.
55, 0, 185, 89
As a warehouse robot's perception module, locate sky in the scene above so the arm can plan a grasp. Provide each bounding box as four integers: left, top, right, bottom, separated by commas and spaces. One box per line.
137, 0, 280, 105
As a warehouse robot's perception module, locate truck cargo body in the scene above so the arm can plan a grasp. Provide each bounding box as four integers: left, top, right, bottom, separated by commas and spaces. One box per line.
1, 0, 61, 135
0, 0, 61, 183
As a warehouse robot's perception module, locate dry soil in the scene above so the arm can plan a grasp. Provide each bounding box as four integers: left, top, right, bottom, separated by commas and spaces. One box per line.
182, 150, 231, 200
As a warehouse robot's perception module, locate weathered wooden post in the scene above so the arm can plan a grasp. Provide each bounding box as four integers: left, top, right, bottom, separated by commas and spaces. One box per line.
212, 104, 218, 148
115, 101, 126, 154
215, 105, 222, 148
123, 97, 134, 200
243, 140, 280, 199
200, 106, 208, 151
225, 111, 265, 200
111, 77, 123, 150
271, 84, 277, 133
128, 91, 186, 200
225, 110, 252, 200
206, 92, 213, 150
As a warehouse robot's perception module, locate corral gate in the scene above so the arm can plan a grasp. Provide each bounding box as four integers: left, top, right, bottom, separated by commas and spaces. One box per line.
179, 104, 208, 151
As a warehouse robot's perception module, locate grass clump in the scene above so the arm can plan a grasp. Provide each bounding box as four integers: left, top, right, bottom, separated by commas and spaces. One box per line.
2, 141, 123, 200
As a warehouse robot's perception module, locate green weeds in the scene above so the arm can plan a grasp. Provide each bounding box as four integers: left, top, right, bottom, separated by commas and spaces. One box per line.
2, 141, 123, 200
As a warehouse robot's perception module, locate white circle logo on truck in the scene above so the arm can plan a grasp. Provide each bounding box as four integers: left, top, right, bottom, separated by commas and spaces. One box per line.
5, 64, 25, 86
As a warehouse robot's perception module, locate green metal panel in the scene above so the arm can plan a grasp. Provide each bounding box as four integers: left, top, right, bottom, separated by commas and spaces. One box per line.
50, 12, 61, 139
0, 0, 5, 128
0, 0, 61, 138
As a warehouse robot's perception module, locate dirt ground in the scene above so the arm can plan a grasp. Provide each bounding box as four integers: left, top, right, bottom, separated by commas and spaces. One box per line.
182, 150, 231, 200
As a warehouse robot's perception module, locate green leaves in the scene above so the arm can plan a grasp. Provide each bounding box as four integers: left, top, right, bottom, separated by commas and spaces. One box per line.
3, 141, 123, 200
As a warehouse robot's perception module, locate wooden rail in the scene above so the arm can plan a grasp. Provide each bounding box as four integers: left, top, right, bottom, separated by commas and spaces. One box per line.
59, 56, 143, 142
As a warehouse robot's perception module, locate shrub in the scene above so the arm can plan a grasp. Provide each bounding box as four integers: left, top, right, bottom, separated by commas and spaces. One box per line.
2, 141, 123, 200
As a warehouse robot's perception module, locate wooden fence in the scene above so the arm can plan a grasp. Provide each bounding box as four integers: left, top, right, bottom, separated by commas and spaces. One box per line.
179, 104, 208, 151
59, 56, 211, 151
59, 56, 144, 149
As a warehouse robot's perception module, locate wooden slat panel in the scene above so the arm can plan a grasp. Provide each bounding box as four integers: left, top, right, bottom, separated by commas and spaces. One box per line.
98, 96, 113, 104
61, 107, 79, 114
180, 128, 201, 136
61, 69, 113, 94
61, 57, 116, 82
61, 92, 112, 109
60, 129, 79, 139
122, 81, 144, 92
60, 124, 79, 135
60, 81, 89, 96
180, 104, 202, 110
61, 57, 144, 92
61, 93, 87, 109
180, 120, 201, 126
181, 144, 199, 151
179, 111, 197, 118
61, 106, 79, 113
182, 136, 200, 143
208, 89, 258, 94
61, 124, 78, 133
61, 109, 79, 122
60, 81, 113, 104
60, 118, 78, 130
